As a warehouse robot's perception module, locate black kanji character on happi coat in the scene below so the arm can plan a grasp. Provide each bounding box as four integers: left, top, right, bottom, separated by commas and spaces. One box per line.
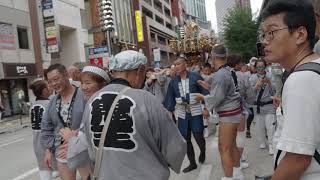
31, 105, 45, 130
90, 93, 137, 152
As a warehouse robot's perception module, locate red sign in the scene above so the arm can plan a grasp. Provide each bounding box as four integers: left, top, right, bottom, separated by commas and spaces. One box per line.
47, 37, 57, 46
89, 57, 103, 66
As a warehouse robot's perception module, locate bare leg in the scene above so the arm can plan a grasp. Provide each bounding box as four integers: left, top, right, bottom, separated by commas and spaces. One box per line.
237, 115, 246, 158
232, 139, 241, 168
218, 122, 239, 177
78, 163, 91, 180
57, 162, 76, 180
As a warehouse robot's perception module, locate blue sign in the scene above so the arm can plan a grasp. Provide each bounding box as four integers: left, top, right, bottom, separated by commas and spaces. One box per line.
42, 3, 53, 10
42, 0, 53, 10
89, 47, 108, 55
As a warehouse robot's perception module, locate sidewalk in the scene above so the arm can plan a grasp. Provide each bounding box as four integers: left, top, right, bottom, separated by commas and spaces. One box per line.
0, 115, 30, 134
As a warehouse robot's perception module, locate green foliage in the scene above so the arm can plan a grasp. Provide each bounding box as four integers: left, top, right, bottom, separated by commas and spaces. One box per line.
222, 7, 259, 63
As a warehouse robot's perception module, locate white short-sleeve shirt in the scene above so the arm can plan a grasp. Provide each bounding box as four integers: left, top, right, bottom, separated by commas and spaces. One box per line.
276, 59, 320, 180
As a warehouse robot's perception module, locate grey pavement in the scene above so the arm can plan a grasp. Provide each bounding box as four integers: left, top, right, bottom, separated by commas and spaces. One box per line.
0, 119, 274, 180
169, 122, 274, 180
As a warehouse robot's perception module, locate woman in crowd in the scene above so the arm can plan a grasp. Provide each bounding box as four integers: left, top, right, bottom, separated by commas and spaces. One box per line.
249, 59, 276, 155
29, 79, 58, 180
59, 66, 110, 179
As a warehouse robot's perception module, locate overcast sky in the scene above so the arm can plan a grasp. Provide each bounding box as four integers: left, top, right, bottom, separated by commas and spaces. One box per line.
205, 0, 264, 32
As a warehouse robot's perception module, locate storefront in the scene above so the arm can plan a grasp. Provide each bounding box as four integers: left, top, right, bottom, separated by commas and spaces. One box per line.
0, 63, 37, 117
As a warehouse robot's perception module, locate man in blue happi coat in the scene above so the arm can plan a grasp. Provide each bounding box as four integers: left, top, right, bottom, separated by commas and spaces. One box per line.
164, 56, 209, 173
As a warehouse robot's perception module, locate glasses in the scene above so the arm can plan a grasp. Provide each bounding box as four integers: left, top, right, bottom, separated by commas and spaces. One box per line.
259, 28, 288, 42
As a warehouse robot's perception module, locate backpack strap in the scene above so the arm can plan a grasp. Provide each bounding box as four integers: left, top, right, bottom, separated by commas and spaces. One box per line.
276, 62, 320, 169
294, 62, 320, 75
230, 70, 239, 92
256, 86, 265, 114
92, 87, 131, 180
314, 150, 320, 165
274, 150, 282, 170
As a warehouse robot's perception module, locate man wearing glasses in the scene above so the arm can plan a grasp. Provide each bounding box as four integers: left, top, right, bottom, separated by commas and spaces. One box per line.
260, 0, 320, 180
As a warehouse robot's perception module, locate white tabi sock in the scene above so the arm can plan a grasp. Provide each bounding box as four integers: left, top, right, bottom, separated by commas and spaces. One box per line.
221, 177, 234, 180
39, 170, 52, 180
233, 167, 244, 180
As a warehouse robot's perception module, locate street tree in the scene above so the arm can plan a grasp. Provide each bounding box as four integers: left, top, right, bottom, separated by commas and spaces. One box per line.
222, 7, 259, 63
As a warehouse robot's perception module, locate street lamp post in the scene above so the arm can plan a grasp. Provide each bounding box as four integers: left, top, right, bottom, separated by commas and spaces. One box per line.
98, 0, 114, 55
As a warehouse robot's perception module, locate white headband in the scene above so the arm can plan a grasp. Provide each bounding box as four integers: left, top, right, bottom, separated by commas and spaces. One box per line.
32, 77, 44, 84
82, 66, 110, 82
212, 52, 226, 58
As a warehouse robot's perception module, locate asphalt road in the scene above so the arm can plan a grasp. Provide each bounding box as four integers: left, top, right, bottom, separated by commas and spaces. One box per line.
0, 123, 273, 180
0, 128, 38, 180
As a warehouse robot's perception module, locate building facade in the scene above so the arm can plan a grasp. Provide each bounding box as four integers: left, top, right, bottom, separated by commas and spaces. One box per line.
0, 0, 38, 117
237, 0, 251, 9
183, 0, 211, 31
88, 0, 137, 55
33, 0, 92, 69
216, 0, 251, 34
171, 0, 186, 26
88, 0, 180, 67
138, 0, 179, 66
183, 0, 207, 22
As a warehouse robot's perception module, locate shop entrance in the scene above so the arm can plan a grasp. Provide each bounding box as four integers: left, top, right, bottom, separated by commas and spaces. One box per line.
0, 79, 29, 117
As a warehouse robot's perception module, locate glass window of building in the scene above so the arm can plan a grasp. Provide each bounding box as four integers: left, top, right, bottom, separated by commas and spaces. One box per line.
17, 27, 29, 49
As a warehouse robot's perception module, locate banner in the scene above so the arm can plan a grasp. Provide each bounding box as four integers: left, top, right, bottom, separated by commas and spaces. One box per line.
135, 11, 144, 42
0, 23, 15, 50
42, 0, 59, 53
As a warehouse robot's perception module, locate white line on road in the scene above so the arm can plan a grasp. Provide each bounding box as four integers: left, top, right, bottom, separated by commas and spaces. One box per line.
11, 168, 38, 180
0, 138, 24, 148
196, 165, 213, 180
0, 130, 31, 144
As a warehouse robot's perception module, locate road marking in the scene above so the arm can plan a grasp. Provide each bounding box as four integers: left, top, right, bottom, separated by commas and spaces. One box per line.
0, 130, 31, 144
196, 164, 213, 180
11, 168, 38, 180
0, 138, 24, 148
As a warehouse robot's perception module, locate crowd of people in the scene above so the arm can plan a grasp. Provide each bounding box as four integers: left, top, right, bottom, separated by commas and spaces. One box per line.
27, 0, 320, 180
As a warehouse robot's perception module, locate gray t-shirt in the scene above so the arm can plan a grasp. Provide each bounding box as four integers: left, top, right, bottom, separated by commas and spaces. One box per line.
82, 83, 186, 180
